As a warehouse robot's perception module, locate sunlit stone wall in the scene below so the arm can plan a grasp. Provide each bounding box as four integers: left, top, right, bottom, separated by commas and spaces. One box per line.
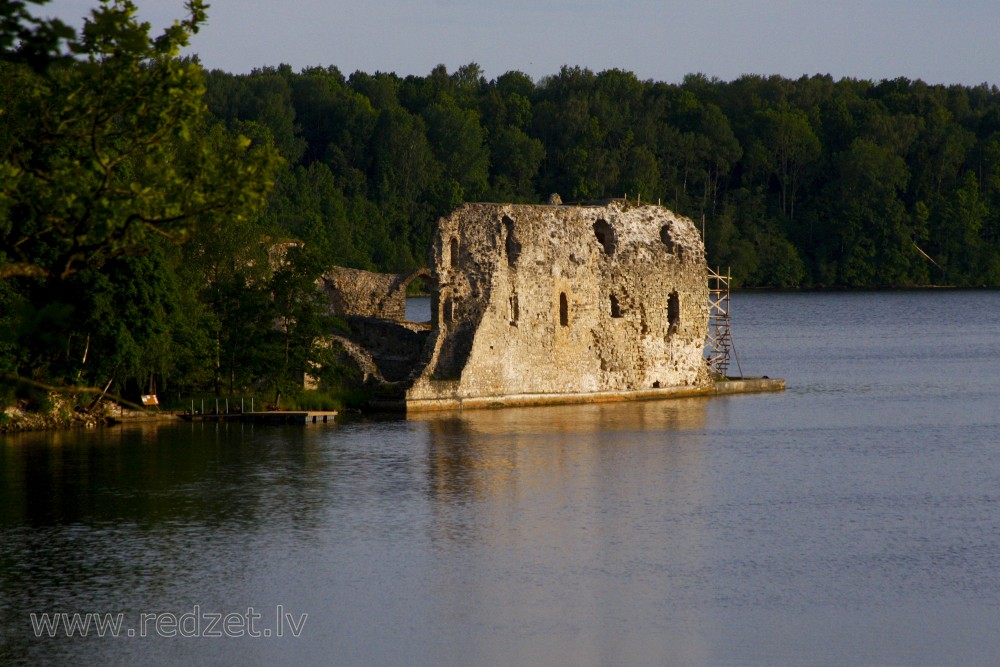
406, 200, 711, 405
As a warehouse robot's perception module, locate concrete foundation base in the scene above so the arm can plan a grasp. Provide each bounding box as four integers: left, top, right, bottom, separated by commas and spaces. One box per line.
370, 377, 785, 413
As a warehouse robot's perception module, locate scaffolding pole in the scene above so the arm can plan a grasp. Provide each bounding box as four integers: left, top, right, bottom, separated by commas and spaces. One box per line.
705, 267, 737, 378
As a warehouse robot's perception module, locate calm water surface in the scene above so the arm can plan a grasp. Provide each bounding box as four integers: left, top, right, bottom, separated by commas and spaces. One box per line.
2, 291, 1000, 666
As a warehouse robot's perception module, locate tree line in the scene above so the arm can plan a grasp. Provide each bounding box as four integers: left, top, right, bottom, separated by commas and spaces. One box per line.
4, 0, 1000, 413
205, 62, 1000, 288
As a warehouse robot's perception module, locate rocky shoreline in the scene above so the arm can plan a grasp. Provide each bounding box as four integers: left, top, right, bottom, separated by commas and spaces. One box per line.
0, 394, 180, 433
0, 395, 106, 433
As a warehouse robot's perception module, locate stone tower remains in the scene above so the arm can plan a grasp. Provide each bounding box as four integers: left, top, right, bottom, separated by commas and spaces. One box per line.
322, 200, 723, 411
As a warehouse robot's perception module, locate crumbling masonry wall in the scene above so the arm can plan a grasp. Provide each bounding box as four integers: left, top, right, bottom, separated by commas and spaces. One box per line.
405, 201, 711, 406
317, 266, 433, 391
319, 266, 430, 321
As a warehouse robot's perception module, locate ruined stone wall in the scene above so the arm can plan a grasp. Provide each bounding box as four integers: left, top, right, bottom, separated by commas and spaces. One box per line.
406, 201, 711, 406
318, 266, 414, 321
342, 318, 431, 383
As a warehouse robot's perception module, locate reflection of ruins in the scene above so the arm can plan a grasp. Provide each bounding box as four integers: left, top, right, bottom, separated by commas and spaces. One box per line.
324, 201, 728, 411
419, 399, 710, 507
416, 400, 714, 663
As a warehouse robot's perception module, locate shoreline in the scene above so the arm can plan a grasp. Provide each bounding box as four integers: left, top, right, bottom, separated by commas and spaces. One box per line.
374, 377, 786, 413
1, 378, 785, 433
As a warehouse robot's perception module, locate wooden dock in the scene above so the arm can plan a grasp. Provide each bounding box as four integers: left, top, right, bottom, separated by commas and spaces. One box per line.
183, 411, 338, 424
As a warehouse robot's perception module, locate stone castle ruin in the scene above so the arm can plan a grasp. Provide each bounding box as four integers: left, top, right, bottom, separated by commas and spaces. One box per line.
322, 200, 777, 411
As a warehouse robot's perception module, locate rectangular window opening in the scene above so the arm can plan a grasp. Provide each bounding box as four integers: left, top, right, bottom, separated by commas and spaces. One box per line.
610, 294, 623, 318
667, 291, 680, 331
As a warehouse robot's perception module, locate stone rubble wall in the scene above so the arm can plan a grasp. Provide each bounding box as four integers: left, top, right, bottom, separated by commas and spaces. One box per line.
313, 267, 433, 396
341, 317, 432, 383
318, 266, 410, 321
406, 201, 711, 405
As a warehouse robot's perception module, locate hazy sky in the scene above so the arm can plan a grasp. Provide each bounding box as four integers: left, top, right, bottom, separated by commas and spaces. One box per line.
37, 0, 1000, 86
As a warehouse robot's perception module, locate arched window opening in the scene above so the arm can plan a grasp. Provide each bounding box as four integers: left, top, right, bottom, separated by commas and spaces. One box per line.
610, 294, 623, 318
503, 216, 521, 267
592, 219, 616, 255
667, 291, 680, 332
660, 225, 676, 253
559, 292, 569, 327
449, 237, 459, 268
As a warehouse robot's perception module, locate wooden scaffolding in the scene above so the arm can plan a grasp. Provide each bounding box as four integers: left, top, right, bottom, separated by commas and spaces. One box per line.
706, 267, 741, 378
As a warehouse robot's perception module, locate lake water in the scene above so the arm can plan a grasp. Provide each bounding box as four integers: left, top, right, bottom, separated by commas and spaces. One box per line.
2, 291, 1000, 666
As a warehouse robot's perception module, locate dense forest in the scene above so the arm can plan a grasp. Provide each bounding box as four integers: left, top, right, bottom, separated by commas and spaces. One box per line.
209, 62, 1000, 289
4, 0, 1000, 414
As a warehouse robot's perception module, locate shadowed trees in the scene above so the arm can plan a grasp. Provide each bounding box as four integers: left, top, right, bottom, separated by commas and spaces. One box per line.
10, 7, 1000, 408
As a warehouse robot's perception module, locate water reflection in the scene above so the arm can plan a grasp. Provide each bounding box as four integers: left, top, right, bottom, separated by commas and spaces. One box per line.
407, 400, 716, 665
6, 288, 1000, 667
419, 399, 710, 511
0, 422, 333, 528
0, 422, 340, 667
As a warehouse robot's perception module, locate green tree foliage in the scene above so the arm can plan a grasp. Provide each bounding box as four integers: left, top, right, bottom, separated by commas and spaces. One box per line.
13, 4, 1000, 409
0, 0, 280, 281
758, 107, 821, 222
828, 138, 913, 285
423, 101, 490, 201
263, 244, 341, 406
931, 171, 989, 284
232, 61, 1000, 290
0, 1, 75, 70
0, 0, 280, 404
214, 62, 952, 287
179, 211, 274, 397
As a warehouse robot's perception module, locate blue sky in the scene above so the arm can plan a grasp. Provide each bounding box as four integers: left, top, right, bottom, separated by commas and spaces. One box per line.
37, 0, 1000, 85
